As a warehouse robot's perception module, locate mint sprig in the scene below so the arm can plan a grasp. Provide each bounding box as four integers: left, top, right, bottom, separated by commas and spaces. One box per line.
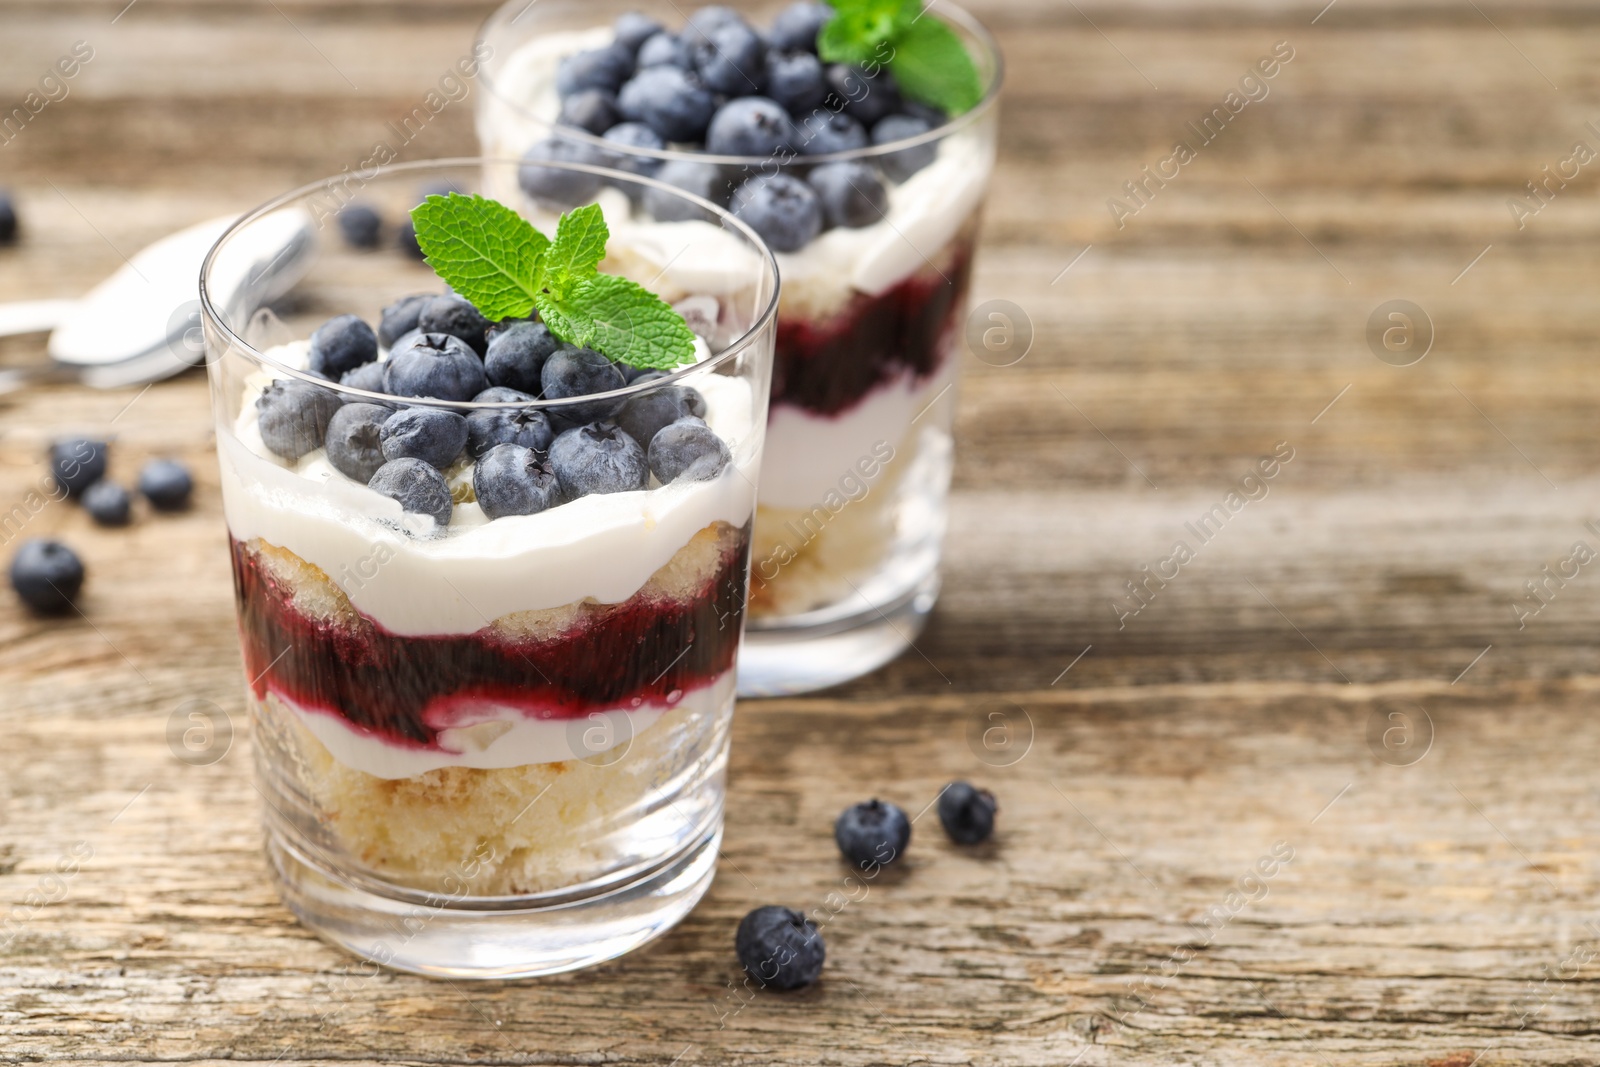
410, 195, 697, 370
819, 0, 984, 116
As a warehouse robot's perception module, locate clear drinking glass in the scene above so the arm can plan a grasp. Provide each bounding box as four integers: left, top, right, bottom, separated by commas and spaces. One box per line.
476, 0, 1003, 694
200, 159, 777, 978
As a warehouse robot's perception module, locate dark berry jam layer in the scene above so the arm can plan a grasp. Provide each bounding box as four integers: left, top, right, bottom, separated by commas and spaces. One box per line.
771, 228, 977, 419
230, 527, 750, 750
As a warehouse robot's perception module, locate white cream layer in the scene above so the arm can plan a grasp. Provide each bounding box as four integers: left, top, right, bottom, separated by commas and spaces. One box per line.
220, 341, 759, 637
279, 668, 734, 778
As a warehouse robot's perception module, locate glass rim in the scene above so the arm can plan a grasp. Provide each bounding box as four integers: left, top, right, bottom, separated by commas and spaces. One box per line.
474, 0, 1006, 168
198, 156, 782, 413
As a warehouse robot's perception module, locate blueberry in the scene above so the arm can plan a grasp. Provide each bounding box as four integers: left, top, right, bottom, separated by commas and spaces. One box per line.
368, 458, 452, 529
872, 114, 937, 181
308, 314, 378, 379
937, 781, 997, 845
324, 403, 391, 483
138, 459, 193, 511
765, 50, 826, 114
559, 88, 621, 134
808, 161, 887, 228
418, 294, 493, 356
48, 439, 108, 497
616, 385, 706, 449
466, 387, 555, 458
731, 174, 822, 253
648, 417, 730, 483
336, 203, 382, 249
706, 97, 792, 156
10, 539, 84, 614
902, 98, 948, 127
735, 906, 824, 991
0, 192, 16, 245
601, 122, 665, 182
834, 798, 910, 869
82, 481, 131, 526
340, 360, 387, 394
380, 407, 468, 469
383, 333, 488, 401
485, 320, 560, 393
378, 293, 433, 348
683, 5, 745, 44
692, 22, 766, 96
556, 44, 636, 96
825, 65, 901, 127
257, 380, 342, 460
618, 363, 659, 383
614, 11, 664, 52
637, 32, 693, 69
549, 423, 648, 498
618, 66, 716, 143
794, 110, 868, 156
518, 136, 610, 207
768, 2, 832, 53
644, 161, 732, 222
541, 346, 627, 425
474, 443, 564, 519
396, 219, 424, 259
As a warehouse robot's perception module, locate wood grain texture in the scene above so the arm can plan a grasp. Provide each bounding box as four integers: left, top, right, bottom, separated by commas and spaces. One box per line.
4, 0, 1600, 1063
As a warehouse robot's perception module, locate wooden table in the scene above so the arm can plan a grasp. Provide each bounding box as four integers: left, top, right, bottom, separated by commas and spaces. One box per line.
4, 0, 1600, 1062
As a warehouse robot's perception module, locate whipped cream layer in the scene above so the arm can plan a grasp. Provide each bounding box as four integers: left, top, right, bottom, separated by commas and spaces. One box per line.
478, 28, 995, 320
277, 670, 734, 778
220, 341, 759, 637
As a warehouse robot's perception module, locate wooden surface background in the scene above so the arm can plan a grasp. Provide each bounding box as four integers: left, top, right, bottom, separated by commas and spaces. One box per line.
5, 0, 1600, 1063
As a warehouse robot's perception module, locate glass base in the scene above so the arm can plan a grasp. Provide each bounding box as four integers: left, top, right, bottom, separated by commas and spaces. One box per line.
264, 820, 720, 979
737, 570, 939, 696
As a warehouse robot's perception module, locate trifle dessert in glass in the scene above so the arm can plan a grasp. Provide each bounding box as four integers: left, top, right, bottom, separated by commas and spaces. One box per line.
476, 0, 1003, 693
200, 159, 777, 978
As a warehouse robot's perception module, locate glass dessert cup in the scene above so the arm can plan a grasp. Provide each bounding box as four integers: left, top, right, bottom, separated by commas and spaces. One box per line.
475, 0, 1003, 695
200, 158, 777, 978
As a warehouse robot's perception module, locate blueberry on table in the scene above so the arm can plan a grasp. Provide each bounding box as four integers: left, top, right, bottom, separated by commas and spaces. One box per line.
324, 403, 392, 483
380, 406, 468, 470
691, 22, 766, 96
474, 443, 564, 519
308, 314, 378, 379
518, 137, 610, 207
835, 798, 911, 869
541, 346, 628, 425
731, 174, 822, 253
618, 66, 717, 143
614, 11, 665, 53
382, 333, 488, 401
645, 161, 733, 222
48, 438, 108, 497
257, 380, 342, 460
137, 459, 193, 511
0, 191, 17, 245
809, 161, 887, 229
796, 111, 868, 156
559, 89, 622, 135
601, 122, 666, 182
368, 458, 453, 529
485, 320, 560, 393
549, 423, 649, 498
648, 417, 730, 483
765, 50, 826, 114
872, 115, 937, 182
617, 385, 706, 450
735, 906, 824, 991
768, 2, 832, 54
336, 203, 382, 249
637, 32, 693, 69
417, 294, 492, 356
466, 387, 555, 458
706, 97, 793, 156
938, 781, 997, 845
378, 293, 434, 348
826, 64, 902, 127
10, 539, 84, 614
82, 481, 131, 527
396, 219, 425, 260
556, 44, 636, 96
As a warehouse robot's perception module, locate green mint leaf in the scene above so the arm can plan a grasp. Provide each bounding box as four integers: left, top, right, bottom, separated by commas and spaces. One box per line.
541, 203, 609, 300
819, 0, 912, 64
531, 293, 587, 350
411, 193, 548, 322
565, 274, 697, 370
890, 14, 983, 115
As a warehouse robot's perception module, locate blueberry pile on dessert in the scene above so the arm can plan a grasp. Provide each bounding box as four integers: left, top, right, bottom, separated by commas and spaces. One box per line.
520, 2, 950, 252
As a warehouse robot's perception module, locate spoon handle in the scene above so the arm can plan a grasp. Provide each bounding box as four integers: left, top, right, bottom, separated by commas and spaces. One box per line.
0, 299, 76, 339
